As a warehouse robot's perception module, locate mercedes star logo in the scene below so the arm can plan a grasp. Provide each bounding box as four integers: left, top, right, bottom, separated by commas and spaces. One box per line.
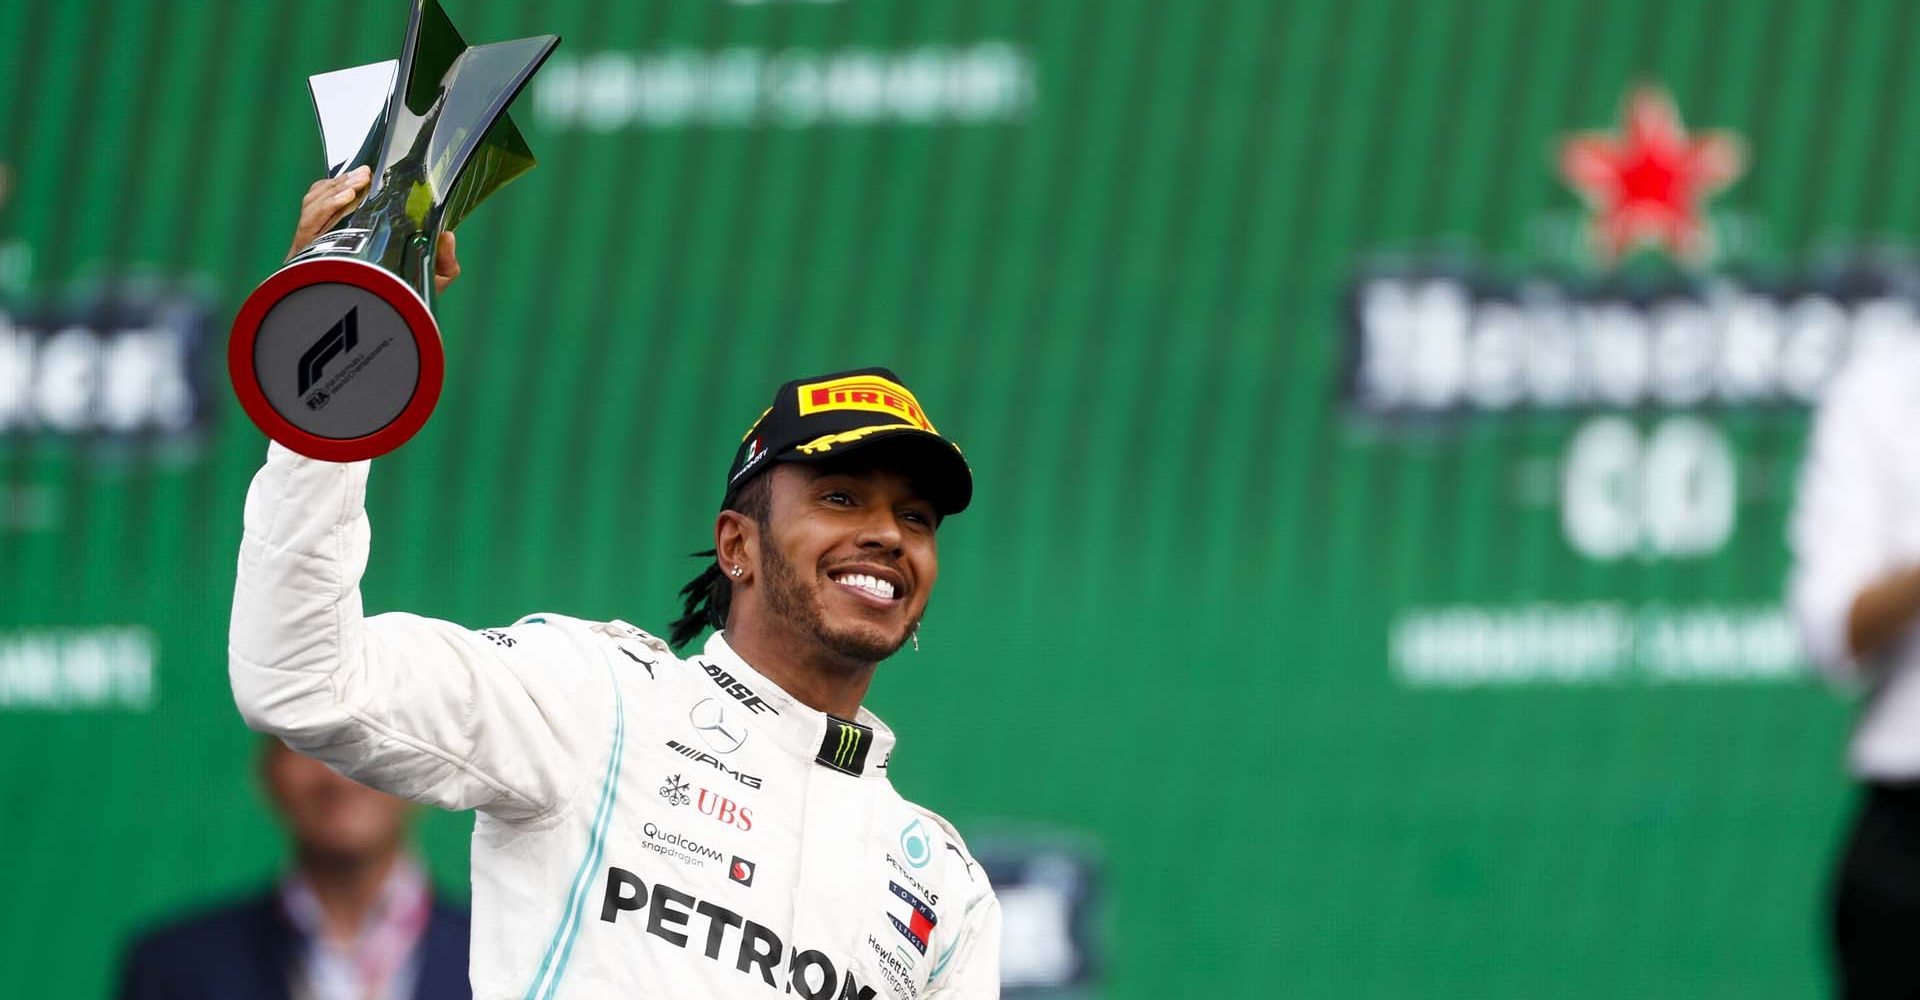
690, 697, 748, 754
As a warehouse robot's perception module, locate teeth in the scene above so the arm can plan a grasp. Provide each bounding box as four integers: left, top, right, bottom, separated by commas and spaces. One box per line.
833, 572, 896, 600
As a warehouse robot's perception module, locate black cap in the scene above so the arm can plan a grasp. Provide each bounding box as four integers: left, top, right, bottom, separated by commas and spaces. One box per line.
724, 367, 972, 516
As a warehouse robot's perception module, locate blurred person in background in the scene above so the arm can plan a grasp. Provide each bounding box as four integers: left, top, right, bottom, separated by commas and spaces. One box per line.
1790, 340, 1920, 999
117, 737, 471, 1000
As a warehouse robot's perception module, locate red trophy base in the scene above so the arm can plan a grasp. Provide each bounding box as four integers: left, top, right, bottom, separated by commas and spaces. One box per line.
229, 257, 444, 462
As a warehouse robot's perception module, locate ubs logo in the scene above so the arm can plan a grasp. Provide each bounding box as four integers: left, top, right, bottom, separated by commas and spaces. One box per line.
697, 788, 754, 832
661, 773, 755, 832
690, 697, 748, 755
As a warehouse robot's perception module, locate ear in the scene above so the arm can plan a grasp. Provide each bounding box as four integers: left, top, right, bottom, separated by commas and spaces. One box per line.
714, 509, 758, 583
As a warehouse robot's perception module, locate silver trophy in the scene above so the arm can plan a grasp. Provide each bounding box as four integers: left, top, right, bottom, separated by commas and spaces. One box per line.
230, 0, 557, 460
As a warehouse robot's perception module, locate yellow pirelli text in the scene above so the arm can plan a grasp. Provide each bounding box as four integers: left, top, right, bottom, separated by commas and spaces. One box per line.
795, 375, 937, 432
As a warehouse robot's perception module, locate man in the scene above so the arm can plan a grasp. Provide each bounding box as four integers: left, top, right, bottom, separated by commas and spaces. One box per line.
229, 169, 1000, 1000
118, 738, 471, 1000
1790, 337, 1920, 999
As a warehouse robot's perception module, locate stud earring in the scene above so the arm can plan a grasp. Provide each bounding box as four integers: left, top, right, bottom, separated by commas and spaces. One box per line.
911, 625, 920, 652
730, 566, 743, 578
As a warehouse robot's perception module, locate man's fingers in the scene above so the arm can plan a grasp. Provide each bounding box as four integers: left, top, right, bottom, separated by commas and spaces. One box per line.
329, 166, 372, 206
432, 231, 460, 294
302, 167, 370, 207
287, 167, 375, 260
300, 166, 369, 210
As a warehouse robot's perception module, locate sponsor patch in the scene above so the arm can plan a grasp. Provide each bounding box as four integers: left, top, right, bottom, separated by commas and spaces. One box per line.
730, 856, 756, 887
816, 716, 873, 775
640, 821, 723, 869
887, 881, 938, 955
899, 819, 931, 868
796, 374, 936, 432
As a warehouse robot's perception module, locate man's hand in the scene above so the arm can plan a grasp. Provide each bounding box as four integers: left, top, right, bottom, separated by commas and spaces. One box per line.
287, 166, 462, 294
1848, 565, 1920, 665
432, 228, 460, 294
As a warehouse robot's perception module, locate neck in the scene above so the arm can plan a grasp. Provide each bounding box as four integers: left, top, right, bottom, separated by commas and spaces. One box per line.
294, 845, 401, 943
722, 618, 876, 718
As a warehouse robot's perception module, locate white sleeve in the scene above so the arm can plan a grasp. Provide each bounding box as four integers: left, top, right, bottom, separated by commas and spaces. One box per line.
923, 892, 1002, 999
1789, 364, 1897, 686
228, 443, 611, 822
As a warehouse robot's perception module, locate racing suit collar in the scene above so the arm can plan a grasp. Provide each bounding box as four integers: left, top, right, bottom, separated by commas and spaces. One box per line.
701, 631, 898, 778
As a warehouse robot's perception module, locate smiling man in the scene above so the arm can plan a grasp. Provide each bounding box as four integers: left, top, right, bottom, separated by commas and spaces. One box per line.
668, 371, 973, 720
230, 177, 999, 1000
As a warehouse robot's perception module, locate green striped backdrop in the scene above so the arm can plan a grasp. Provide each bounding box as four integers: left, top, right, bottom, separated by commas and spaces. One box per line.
0, 1, 1890, 996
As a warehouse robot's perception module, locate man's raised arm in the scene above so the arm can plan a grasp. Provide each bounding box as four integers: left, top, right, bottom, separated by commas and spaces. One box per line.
228, 173, 603, 823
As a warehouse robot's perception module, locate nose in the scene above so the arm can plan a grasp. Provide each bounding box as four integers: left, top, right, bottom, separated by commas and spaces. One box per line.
854, 505, 904, 551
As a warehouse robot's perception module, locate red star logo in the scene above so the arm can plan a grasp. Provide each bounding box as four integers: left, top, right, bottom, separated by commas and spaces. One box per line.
1559, 86, 1745, 265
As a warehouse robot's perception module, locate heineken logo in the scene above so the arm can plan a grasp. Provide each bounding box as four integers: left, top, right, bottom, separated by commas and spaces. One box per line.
1345, 269, 1920, 418
815, 716, 872, 775
1340, 81, 1899, 689
1559, 85, 1745, 266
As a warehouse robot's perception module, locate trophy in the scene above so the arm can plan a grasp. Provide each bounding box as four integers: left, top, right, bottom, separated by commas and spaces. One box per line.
229, 0, 557, 461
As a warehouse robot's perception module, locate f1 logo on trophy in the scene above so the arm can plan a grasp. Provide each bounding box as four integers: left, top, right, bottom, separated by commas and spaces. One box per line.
229, 0, 557, 461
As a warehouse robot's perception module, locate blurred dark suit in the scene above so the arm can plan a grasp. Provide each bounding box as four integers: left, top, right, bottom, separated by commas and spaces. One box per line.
117, 890, 470, 1000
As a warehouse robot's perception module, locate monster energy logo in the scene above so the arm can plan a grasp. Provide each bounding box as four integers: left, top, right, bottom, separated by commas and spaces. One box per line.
831, 724, 861, 767
815, 715, 872, 775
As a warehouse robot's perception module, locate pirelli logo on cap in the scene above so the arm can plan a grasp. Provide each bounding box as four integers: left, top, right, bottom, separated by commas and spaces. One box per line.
796, 375, 937, 433
816, 715, 874, 775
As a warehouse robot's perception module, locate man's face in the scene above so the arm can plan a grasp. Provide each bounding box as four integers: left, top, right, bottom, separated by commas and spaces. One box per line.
262, 741, 412, 866
754, 461, 939, 666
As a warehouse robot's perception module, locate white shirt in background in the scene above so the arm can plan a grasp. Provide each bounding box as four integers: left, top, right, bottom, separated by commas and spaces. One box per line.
1791, 339, 1920, 780
281, 857, 432, 1000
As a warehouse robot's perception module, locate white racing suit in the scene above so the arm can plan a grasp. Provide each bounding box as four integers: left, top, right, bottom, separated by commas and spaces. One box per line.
229, 444, 1001, 999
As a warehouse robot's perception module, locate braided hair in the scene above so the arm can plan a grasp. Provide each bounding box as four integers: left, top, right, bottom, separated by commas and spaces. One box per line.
669, 474, 774, 650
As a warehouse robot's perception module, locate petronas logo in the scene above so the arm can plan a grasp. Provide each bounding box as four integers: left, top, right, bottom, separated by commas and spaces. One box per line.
815, 715, 872, 775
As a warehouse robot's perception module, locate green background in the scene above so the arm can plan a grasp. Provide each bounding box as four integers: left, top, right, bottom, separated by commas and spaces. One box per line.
0, 0, 1886, 995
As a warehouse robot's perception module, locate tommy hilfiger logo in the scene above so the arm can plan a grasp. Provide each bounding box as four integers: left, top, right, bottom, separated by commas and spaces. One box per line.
815, 716, 872, 775
888, 881, 938, 955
